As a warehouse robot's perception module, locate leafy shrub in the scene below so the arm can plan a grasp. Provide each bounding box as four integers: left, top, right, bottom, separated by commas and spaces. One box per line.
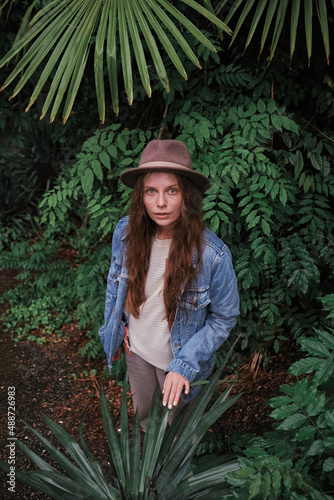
2, 49, 333, 374
0, 221, 109, 363
225, 295, 334, 499
39, 124, 151, 235
0, 158, 42, 233
35, 56, 333, 364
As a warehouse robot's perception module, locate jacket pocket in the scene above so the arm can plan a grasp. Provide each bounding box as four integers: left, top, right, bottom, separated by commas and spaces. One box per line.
181, 287, 211, 325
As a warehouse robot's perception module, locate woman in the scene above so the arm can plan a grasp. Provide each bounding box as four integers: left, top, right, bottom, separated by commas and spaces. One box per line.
99, 139, 239, 429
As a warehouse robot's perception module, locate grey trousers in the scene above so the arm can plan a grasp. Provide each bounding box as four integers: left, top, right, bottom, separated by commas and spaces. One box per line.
125, 350, 184, 430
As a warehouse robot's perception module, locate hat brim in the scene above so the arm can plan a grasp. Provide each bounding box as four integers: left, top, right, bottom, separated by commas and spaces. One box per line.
120, 164, 210, 193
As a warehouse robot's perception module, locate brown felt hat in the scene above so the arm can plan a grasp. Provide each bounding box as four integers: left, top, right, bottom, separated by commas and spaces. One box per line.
120, 139, 210, 193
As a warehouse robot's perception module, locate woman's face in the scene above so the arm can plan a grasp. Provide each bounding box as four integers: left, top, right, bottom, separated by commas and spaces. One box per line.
143, 172, 183, 239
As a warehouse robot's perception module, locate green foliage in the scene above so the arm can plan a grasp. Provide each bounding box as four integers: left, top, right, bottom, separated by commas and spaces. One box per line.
0, 5, 113, 234
39, 124, 154, 237
1, 225, 74, 337
311, 75, 334, 120
225, 296, 334, 499
0, 159, 41, 232
288, 328, 334, 386
1, 12, 334, 498
0, 359, 241, 499
169, 59, 334, 357
3, 54, 330, 368
227, 448, 330, 500
0, 222, 107, 361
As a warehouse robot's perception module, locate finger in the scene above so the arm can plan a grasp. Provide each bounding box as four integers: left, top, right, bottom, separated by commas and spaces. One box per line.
170, 377, 189, 407
173, 377, 190, 406
169, 381, 182, 408
167, 381, 179, 409
162, 377, 171, 407
163, 373, 190, 408
166, 374, 189, 408
163, 373, 175, 408
163, 373, 180, 409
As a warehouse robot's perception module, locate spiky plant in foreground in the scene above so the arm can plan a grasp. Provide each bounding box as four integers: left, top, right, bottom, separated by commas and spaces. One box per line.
0, 358, 240, 499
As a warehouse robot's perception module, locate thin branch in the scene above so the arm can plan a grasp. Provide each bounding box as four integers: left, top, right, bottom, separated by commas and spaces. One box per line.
157, 105, 169, 140
301, 118, 334, 143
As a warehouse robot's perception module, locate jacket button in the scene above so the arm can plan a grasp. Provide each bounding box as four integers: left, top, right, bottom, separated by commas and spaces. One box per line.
174, 343, 181, 348
193, 300, 198, 307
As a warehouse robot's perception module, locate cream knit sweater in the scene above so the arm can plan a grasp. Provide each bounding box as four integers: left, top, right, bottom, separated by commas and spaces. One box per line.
128, 236, 174, 370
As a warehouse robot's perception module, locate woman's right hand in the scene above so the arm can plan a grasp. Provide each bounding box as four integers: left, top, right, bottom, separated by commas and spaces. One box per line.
162, 371, 190, 409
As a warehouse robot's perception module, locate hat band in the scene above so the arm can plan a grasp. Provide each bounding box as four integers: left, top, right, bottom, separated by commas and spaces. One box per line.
138, 161, 190, 170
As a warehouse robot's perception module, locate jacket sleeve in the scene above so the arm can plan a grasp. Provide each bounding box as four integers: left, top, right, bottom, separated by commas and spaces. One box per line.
165, 248, 239, 383
98, 218, 126, 346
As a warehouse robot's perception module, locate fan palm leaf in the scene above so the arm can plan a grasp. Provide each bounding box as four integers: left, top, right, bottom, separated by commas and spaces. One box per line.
0, 0, 231, 123
216, 0, 333, 65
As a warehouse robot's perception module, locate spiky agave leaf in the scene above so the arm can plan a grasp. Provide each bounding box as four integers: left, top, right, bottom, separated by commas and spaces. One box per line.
99, 381, 128, 488
0, 338, 240, 499
166, 455, 240, 500
0, 457, 84, 500
78, 405, 116, 498
138, 387, 170, 498
154, 367, 240, 497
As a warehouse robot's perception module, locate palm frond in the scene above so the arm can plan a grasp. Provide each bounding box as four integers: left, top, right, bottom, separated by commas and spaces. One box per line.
0, 0, 232, 123
290, 0, 301, 62
269, 0, 289, 63
222, 0, 333, 65
106, 0, 119, 115
317, 0, 330, 65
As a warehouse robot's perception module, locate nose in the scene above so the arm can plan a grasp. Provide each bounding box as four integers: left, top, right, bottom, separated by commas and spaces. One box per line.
157, 191, 167, 207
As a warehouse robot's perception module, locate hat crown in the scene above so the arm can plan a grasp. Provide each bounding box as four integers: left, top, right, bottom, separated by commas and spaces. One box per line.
120, 139, 210, 193
139, 140, 191, 169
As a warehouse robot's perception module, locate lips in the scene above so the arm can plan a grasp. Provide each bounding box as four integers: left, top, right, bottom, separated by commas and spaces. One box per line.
154, 213, 171, 220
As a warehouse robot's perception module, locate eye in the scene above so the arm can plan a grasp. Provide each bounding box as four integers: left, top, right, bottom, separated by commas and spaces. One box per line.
145, 188, 155, 195
169, 187, 178, 194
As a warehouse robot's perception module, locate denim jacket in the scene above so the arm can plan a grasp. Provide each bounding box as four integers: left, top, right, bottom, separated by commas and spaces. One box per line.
99, 216, 239, 402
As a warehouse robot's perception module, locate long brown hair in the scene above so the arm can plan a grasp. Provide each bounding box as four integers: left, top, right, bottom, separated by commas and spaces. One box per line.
125, 174, 205, 327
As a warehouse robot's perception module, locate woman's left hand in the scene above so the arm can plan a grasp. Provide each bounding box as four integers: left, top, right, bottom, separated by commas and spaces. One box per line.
162, 372, 190, 409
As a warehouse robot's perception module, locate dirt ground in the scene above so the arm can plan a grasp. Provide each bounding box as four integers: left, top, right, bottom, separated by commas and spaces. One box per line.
0, 268, 299, 499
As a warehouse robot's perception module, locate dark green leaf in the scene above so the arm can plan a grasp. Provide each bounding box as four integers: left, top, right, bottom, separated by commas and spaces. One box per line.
289, 357, 323, 376
300, 338, 331, 357
99, 152, 111, 171
305, 394, 326, 417
271, 114, 282, 131
276, 413, 307, 431
325, 409, 334, 430
91, 160, 103, 182
81, 168, 94, 195
306, 439, 325, 456
294, 425, 317, 441
249, 471, 262, 499
270, 404, 299, 420
272, 469, 281, 498
323, 457, 334, 472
